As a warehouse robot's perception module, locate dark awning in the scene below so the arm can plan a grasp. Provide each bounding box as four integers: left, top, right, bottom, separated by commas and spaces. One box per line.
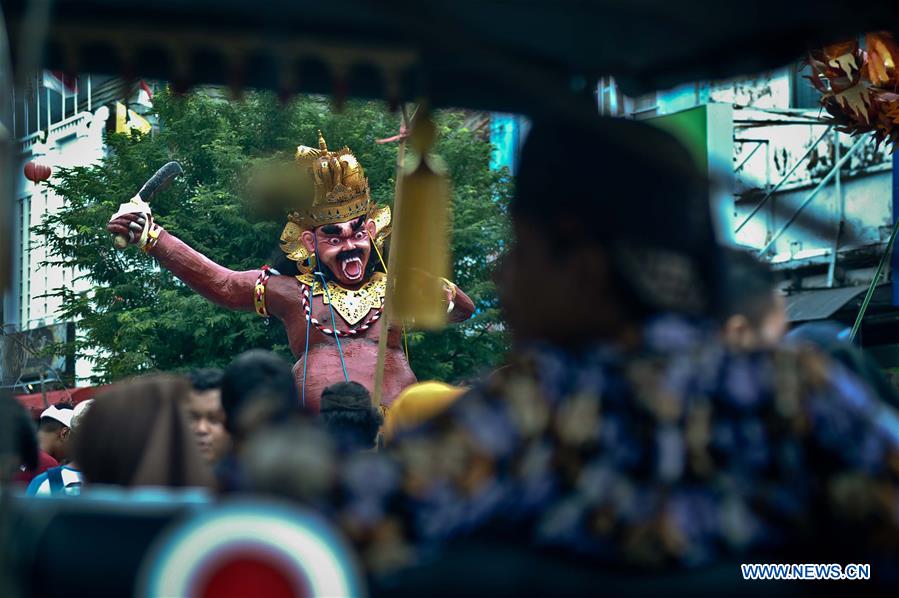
784, 285, 874, 323
3, 0, 899, 114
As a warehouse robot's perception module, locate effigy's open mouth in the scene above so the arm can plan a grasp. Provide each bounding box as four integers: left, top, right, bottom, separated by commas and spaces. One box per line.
339, 250, 365, 281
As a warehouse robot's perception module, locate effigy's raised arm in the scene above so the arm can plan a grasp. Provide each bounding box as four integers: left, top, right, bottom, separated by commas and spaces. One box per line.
149, 229, 259, 312
107, 211, 271, 314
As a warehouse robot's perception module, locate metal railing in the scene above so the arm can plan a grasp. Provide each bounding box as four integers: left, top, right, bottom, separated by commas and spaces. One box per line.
734, 139, 766, 173
18, 129, 40, 154
757, 134, 870, 256
735, 126, 832, 234
46, 110, 88, 140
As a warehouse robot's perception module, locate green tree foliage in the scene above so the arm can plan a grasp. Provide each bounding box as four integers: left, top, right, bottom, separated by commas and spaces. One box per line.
36, 90, 511, 384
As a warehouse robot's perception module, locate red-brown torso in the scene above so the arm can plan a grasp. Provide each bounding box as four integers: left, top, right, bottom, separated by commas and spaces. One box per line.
276, 278, 415, 413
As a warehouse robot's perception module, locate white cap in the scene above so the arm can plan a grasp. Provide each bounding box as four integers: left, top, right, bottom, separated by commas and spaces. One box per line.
40, 405, 75, 428
71, 399, 94, 429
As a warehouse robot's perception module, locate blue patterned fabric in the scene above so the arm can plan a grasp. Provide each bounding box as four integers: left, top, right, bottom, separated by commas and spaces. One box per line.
300, 316, 899, 569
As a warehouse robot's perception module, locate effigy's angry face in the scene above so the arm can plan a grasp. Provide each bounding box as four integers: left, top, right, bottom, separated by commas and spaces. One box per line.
302, 216, 378, 286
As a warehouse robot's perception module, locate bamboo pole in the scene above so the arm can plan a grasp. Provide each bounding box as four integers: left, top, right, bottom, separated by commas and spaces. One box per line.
849, 217, 899, 344
372, 105, 411, 407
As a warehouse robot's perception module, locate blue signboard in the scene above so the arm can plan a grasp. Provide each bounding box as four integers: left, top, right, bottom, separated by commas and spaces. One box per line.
490, 113, 521, 174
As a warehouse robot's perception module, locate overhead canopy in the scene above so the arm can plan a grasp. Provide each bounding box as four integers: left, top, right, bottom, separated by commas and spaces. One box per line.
784, 285, 872, 323
2, 0, 898, 114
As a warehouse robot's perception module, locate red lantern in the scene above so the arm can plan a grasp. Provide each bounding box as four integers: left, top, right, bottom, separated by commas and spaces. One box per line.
24, 161, 52, 183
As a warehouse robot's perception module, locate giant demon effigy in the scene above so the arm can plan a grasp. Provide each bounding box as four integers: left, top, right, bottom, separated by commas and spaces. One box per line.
107, 132, 474, 413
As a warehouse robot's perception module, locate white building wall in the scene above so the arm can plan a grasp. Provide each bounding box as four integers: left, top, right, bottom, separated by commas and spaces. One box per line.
737, 170, 892, 263
648, 69, 893, 268
14, 107, 109, 383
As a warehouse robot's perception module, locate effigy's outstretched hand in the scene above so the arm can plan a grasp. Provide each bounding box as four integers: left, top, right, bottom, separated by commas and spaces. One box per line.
107, 211, 151, 247
108, 162, 182, 249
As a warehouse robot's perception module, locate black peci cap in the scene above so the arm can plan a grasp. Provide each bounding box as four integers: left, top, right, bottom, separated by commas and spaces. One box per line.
512, 115, 721, 317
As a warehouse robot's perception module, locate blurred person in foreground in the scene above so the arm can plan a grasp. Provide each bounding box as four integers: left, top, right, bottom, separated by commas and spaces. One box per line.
0, 393, 39, 487
216, 350, 300, 492
382, 381, 466, 445
36, 402, 75, 464
185, 368, 230, 465
719, 248, 787, 350
73, 376, 212, 489
26, 399, 94, 496
787, 320, 899, 412
320, 382, 382, 451
280, 115, 899, 577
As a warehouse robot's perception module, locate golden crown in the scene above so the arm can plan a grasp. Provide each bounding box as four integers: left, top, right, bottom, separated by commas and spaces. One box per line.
287, 131, 371, 229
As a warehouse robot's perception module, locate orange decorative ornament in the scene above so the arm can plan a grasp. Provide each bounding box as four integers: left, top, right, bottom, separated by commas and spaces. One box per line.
807, 32, 899, 146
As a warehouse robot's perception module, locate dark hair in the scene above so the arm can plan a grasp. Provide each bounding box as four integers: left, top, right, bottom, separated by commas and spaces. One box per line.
220, 350, 298, 437
319, 382, 382, 451
38, 418, 65, 433
0, 393, 38, 471
73, 375, 212, 488
187, 368, 224, 391
269, 249, 300, 276
719, 248, 777, 325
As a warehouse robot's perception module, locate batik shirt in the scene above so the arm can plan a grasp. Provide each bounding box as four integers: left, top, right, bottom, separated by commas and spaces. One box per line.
289, 317, 899, 570
326, 318, 899, 567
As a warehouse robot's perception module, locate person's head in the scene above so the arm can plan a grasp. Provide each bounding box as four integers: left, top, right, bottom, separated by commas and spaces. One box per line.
302, 215, 378, 287
497, 115, 718, 347
319, 382, 382, 451
220, 350, 298, 444
37, 403, 74, 462
719, 248, 787, 350
73, 375, 213, 488
185, 368, 230, 464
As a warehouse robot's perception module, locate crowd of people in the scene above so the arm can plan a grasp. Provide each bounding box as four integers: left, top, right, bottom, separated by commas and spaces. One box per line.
3, 114, 899, 589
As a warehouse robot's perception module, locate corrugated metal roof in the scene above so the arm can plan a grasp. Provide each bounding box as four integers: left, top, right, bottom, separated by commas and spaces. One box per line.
784, 285, 872, 323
